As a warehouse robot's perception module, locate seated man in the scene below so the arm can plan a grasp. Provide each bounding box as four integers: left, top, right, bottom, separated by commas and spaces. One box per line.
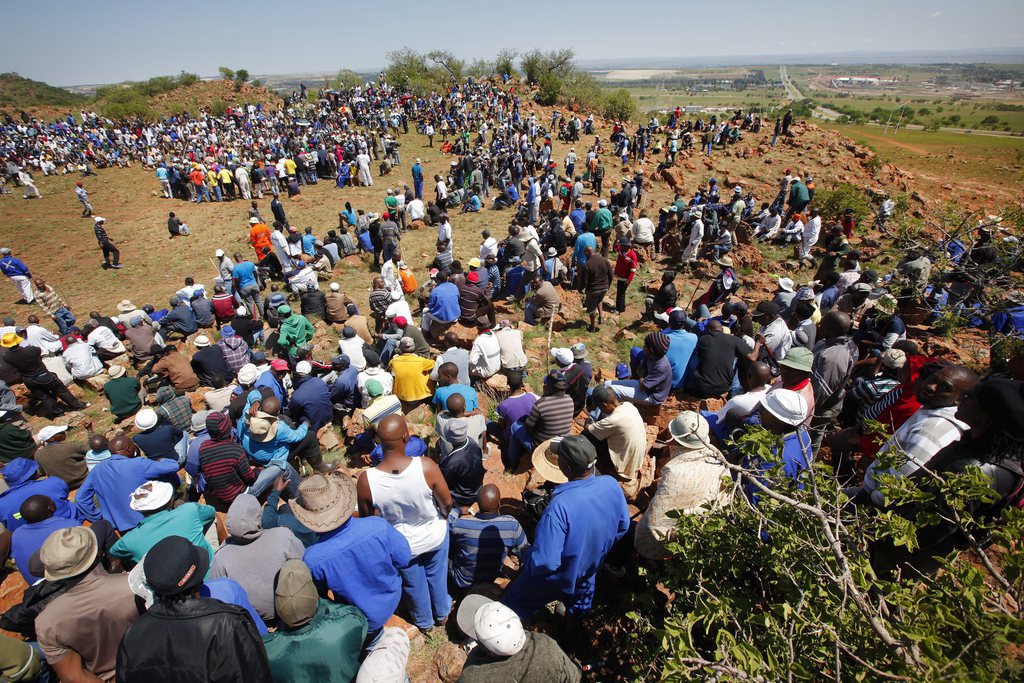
62, 336, 104, 380
742, 389, 814, 501
432, 362, 479, 412
262, 560, 367, 682
436, 395, 485, 508
447, 484, 528, 591
587, 385, 649, 499
524, 273, 559, 326
603, 332, 673, 406
505, 371, 575, 471
0, 458, 81, 532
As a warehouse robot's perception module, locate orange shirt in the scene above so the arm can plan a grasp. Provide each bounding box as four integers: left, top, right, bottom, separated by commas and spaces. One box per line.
189, 169, 205, 186
249, 223, 272, 258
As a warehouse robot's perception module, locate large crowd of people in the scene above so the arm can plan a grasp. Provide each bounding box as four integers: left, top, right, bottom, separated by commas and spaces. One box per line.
0, 71, 1021, 683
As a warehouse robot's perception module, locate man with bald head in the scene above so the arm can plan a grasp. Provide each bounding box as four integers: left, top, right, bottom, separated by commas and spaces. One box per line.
75, 433, 181, 532
11, 494, 80, 582
861, 364, 979, 506
447, 483, 528, 591
357, 414, 454, 630
810, 310, 859, 450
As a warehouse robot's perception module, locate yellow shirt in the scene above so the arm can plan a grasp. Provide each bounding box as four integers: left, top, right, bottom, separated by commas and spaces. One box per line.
283, 158, 297, 176
219, 168, 233, 184
206, 170, 219, 186
389, 354, 435, 402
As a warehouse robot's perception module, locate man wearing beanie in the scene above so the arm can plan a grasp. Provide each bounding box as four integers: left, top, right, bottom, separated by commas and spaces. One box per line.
36, 527, 139, 682
116, 535, 272, 682
262, 560, 367, 682
603, 331, 673, 406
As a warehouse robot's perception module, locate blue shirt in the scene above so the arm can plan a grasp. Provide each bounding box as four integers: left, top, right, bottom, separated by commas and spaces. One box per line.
290, 375, 333, 431
519, 475, 628, 594
75, 455, 181, 531
301, 234, 317, 256
743, 427, 813, 502
232, 260, 258, 290
304, 516, 412, 632
202, 578, 268, 635
572, 232, 596, 265
427, 282, 461, 322
411, 164, 423, 182
448, 510, 527, 589
432, 384, 479, 412
0, 256, 31, 278
133, 423, 184, 461
569, 209, 586, 233
254, 372, 287, 406
12, 515, 81, 583
237, 390, 309, 465
0, 478, 80, 532
664, 329, 698, 390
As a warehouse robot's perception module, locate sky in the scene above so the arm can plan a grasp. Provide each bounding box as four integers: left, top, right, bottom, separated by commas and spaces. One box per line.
3, 0, 1022, 85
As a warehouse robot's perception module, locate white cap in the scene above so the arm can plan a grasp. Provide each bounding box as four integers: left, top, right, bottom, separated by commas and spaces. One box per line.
36, 424, 69, 444
194, 335, 211, 348
759, 389, 808, 427
215, 249, 225, 258
550, 347, 573, 366
295, 361, 312, 375
134, 407, 158, 431
237, 363, 260, 386
249, 217, 259, 224
329, 282, 340, 292
129, 481, 174, 511
93, 216, 105, 223
456, 595, 526, 657
236, 306, 247, 316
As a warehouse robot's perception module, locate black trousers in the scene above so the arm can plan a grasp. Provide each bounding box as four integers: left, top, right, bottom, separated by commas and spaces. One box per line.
616, 279, 630, 313
100, 242, 120, 265
25, 374, 87, 416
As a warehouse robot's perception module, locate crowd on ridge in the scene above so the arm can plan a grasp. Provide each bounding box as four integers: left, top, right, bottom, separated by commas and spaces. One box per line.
0, 72, 1022, 682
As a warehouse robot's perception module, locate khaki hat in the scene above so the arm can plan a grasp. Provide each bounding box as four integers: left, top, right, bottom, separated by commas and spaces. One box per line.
40, 526, 98, 581
116, 299, 136, 313
275, 559, 320, 628
107, 365, 126, 379
249, 410, 280, 442
778, 346, 813, 373
531, 438, 567, 484
291, 474, 357, 533
716, 256, 734, 268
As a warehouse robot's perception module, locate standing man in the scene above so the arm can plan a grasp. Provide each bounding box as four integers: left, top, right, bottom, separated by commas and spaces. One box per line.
412, 158, 424, 200
502, 435, 629, 621
18, 167, 40, 199
93, 217, 122, 269
0, 247, 33, 303
75, 181, 93, 217
579, 246, 613, 333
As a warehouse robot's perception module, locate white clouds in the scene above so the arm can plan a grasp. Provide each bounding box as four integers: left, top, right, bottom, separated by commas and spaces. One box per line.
930, 10, 943, 18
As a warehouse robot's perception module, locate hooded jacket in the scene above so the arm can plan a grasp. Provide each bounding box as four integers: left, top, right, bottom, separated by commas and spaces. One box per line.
116, 596, 272, 683
209, 494, 304, 621
277, 313, 315, 357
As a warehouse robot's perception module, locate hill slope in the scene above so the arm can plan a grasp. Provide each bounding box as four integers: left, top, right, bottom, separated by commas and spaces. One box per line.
0, 72, 86, 109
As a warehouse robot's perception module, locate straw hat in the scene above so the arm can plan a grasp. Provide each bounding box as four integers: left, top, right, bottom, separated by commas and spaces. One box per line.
116, 299, 136, 313
291, 474, 357, 533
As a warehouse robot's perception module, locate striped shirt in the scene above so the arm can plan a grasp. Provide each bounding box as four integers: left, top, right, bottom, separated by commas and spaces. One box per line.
198, 439, 256, 504
447, 510, 528, 588
362, 394, 403, 430
35, 286, 67, 316
524, 394, 575, 442
368, 289, 391, 317
94, 222, 111, 245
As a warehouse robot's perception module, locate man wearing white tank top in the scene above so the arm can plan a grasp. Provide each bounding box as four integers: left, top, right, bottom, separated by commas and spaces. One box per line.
357, 414, 454, 631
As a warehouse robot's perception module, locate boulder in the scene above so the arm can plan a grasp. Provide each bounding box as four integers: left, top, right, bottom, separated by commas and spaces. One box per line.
80, 374, 110, 392
661, 166, 686, 193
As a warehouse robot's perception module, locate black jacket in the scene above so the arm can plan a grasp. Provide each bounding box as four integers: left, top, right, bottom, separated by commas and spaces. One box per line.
116, 596, 272, 683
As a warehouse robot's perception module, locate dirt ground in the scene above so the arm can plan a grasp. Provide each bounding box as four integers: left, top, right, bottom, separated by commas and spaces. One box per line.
0, 103, 1010, 680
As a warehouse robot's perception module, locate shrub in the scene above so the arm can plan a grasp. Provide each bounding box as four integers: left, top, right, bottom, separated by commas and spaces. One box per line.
603, 88, 638, 122
812, 182, 872, 226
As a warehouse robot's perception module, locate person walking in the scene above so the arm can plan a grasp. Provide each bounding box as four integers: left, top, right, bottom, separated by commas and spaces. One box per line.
93, 217, 122, 269
75, 182, 93, 217
0, 247, 33, 303
613, 238, 639, 314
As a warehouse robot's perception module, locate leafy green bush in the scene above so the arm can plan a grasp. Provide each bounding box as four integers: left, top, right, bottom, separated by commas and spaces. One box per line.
209, 99, 228, 117
603, 88, 638, 122
812, 182, 872, 226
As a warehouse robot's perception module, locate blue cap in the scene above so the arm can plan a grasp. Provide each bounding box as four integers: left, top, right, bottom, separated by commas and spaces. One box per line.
615, 363, 630, 380
2, 458, 39, 486
221, 325, 235, 338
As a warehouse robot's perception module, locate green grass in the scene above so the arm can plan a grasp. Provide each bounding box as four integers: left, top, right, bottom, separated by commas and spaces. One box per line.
0, 72, 87, 109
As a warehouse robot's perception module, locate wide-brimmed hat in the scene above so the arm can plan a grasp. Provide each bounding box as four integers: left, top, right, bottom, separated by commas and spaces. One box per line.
40, 526, 98, 581
668, 412, 711, 449
760, 389, 808, 427
130, 480, 174, 511
550, 347, 573, 366
532, 438, 568, 484
0, 333, 23, 348
249, 410, 280, 442
778, 347, 813, 373
777, 277, 795, 293
881, 348, 907, 369
291, 474, 357, 533
107, 365, 126, 379
571, 343, 587, 360
874, 293, 898, 316
716, 256, 734, 268
116, 299, 136, 313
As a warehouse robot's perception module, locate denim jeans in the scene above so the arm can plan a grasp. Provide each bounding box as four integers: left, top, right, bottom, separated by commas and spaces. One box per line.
213, 185, 222, 202
399, 535, 451, 629
604, 379, 656, 405
53, 307, 76, 334
248, 463, 301, 498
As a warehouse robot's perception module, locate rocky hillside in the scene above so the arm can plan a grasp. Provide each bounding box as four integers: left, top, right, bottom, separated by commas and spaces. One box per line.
0, 72, 86, 111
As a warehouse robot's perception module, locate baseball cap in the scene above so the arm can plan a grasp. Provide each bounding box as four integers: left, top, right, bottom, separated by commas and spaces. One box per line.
275, 559, 320, 628
398, 337, 415, 352
753, 301, 781, 318
615, 363, 630, 379
550, 347, 573, 366
760, 389, 809, 427
456, 595, 526, 657
270, 358, 289, 372
144, 536, 210, 596
295, 361, 312, 375
552, 434, 597, 472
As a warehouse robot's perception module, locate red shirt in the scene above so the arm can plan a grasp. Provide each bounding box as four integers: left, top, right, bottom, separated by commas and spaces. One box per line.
614, 249, 639, 283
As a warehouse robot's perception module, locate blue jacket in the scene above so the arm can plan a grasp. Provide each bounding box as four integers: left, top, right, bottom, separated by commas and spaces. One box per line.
664, 329, 698, 390
254, 371, 287, 407
427, 283, 461, 322
75, 455, 181, 531
304, 516, 412, 632
161, 304, 198, 335
0, 256, 30, 278
289, 375, 333, 431
12, 516, 80, 583
519, 475, 628, 594
411, 164, 423, 182
0, 478, 80, 532
238, 390, 309, 466
328, 366, 360, 412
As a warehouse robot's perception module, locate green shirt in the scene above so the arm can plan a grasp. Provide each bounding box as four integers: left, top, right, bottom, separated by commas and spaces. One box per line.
103, 376, 142, 419
458, 633, 581, 683
262, 601, 367, 683
110, 502, 216, 566
278, 314, 316, 357
384, 196, 398, 213
590, 207, 613, 233
0, 423, 35, 464
0, 634, 42, 682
